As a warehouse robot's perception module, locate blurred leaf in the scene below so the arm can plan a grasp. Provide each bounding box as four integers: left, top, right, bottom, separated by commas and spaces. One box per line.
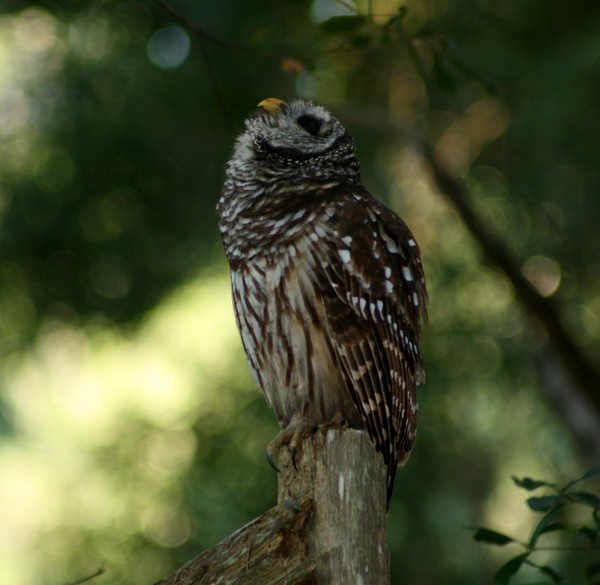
527, 496, 563, 512
529, 562, 563, 584
319, 15, 368, 33
564, 467, 600, 489
473, 527, 515, 546
535, 522, 567, 537
512, 476, 555, 491
494, 553, 529, 585
577, 526, 599, 543
386, 7, 408, 28
567, 492, 600, 509
523, 556, 566, 584
529, 503, 566, 548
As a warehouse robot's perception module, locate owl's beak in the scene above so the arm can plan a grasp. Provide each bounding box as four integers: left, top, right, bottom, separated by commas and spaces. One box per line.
257, 98, 287, 113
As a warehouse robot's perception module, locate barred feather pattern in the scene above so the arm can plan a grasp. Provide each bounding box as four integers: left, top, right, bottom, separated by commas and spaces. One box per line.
218, 100, 428, 502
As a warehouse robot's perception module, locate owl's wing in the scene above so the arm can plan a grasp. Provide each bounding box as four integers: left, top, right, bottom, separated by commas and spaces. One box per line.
314, 187, 428, 501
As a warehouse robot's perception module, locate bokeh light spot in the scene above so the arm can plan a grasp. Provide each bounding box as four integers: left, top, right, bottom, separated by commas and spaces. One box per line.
522, 255, 561, 297
14, 8, 58, 54
89, 256, 132, 299
147, 26, 190, 70
68, 15, 113, 61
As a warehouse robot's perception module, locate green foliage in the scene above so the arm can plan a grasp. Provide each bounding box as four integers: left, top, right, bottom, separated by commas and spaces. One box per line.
474, 469, 600, 585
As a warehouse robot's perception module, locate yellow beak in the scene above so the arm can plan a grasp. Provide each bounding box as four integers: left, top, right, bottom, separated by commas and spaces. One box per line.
257, 98, 287, 113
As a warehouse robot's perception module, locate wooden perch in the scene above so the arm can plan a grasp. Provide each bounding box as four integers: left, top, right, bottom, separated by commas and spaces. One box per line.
155, 429, 389, 585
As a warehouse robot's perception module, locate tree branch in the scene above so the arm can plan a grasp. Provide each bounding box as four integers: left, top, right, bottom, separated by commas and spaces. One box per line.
154, 501, 315, 585
150, 0, 281, 60
422, 142, 600, 414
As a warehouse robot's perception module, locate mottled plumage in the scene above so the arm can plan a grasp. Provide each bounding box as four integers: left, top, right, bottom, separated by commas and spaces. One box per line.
217, 99, 428, 501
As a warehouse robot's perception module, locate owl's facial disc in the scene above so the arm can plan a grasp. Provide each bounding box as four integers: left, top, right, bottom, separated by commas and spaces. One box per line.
250, 99, 349, 161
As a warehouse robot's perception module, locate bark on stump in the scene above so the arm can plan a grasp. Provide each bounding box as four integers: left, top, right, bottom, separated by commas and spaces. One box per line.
155, 428, 389, 585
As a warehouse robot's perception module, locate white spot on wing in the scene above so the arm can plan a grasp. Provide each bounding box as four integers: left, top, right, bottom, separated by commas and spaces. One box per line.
315, 224, 327, 238
379, 225, 398, 253
339, 249, 351, 264
342, 235, 352, 246
402, 266, 414, 282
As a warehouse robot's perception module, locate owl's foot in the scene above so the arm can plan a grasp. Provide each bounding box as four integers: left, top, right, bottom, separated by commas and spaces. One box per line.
266, 418, 349, 471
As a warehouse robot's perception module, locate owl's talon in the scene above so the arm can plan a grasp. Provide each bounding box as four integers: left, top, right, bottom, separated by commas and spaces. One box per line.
290, 445, 299, 470
266, 451, 280, 473
267, 418, 352, 471
310, 425, 319, 444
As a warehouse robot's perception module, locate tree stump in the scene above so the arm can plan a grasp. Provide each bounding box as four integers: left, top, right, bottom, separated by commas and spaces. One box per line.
155, 428, 389, 585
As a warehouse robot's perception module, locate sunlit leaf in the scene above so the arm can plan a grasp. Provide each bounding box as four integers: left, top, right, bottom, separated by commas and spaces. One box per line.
473, 527, 515, 546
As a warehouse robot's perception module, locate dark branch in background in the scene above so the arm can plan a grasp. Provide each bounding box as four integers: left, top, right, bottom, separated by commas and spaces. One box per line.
535, 346, 600, 467
151, 0, 248, 134
151, 0, 280, 59
337, 104, 600, 423
422, 143, 600, 413
65, 567, 104, 585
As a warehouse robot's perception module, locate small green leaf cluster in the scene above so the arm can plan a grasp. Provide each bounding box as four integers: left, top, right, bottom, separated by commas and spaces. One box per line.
473, 468, 600, 585
317, 7, 493, 95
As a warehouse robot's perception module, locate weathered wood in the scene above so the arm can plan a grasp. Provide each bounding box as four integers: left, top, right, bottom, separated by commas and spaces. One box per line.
154, 501, 315, 585
278, 429, 389, 585
154, 428, 388, 585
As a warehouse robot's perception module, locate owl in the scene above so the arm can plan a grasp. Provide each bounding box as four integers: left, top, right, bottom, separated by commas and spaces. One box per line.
217, 98, 428, 502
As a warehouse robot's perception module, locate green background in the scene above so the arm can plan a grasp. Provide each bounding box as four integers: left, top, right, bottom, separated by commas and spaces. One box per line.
0, 1, 599, 583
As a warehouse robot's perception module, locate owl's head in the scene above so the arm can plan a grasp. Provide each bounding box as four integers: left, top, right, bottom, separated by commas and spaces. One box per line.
227, 98, 360, 183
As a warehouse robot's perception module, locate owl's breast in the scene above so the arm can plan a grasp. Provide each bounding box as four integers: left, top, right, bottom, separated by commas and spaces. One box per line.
229, 236, 359, 429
